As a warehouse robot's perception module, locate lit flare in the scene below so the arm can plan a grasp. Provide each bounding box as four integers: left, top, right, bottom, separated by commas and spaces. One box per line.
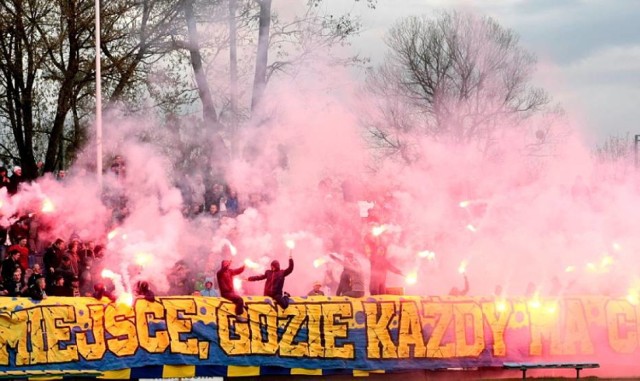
227, 242, 238, 256
107, 229, 119, 240
405, 272, 417, 285
285, 239, 296, 250
418, 250, 436, 261
117, 292, 134, 306
458, 260, 468, 274
313, 257, 327, 268
101, 269, 116, 279
371, 225, 386, 237
244, 258, 260, 269
41, 198, 55, 213
135, 252, 152, 267
233, 278, 242, 291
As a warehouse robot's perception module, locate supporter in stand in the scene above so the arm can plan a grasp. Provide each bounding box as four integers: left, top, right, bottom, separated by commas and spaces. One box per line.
8, 236, 29, 272
27, 264, 43, 287
28, 275, 47, 300
1, 249, 22, 282
200, 279, 219, 297
217, 260, 247, 322
332, 251, 365, 298
247, 251, 295, 309
43, 239, 65, 285
49, 275, 72, 296
136, 281, 155, 302
307, 281, 325, 296
92, 283, 116, 302
4, 268, 27, 297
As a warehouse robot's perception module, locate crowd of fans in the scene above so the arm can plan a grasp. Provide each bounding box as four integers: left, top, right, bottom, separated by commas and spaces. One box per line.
0, 156, 245, 301
0, 156, 402, 304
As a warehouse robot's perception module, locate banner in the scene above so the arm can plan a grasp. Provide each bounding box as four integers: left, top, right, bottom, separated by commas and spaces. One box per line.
0, 295, 635, 374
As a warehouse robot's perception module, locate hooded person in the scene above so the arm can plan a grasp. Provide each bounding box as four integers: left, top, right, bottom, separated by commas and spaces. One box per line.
136, 281, 155, 302
216, 260, 247, 322
92, 283, 116, 302
247, 251, 294, 309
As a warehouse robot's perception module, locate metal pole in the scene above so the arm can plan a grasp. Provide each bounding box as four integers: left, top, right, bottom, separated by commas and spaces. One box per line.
95, 0, 103, 188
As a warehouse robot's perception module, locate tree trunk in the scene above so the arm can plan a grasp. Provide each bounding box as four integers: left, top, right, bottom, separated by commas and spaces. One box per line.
228, 0, 238, 154
44, 0, 80, 173
183, 0, 218, 126
251, 0, 271, 112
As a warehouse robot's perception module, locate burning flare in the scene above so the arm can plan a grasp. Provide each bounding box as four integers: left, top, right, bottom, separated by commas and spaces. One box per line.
135, 252, 152, 267
458, 260, 468, 274
41, 198, 55, 213
285, 239, 296, 250
313, 257, 327, 268
371, 225, 387, 237
233, 278, 242, 291
626, 289, 639, 305
405, 272, 417, 285
101, 269, 116, 279
244, 258, 260, 269
418, 250, 436, 260
107, 229, 119, 240
117, 292, 134, 306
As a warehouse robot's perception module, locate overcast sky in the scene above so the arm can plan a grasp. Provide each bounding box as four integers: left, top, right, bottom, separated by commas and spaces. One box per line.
315, 0, 640, 144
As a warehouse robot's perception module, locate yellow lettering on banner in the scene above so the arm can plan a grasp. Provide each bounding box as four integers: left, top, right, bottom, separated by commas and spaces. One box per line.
279, 304, 308, 357
306, 304, 323, 358
163, 299, 201, 356
105, 304, 138, 357
562, 300, 594, 355
11, 309, 36, 366
397, 302, 426, 358
422, 302, 454, 358
322, 303, 354, 359
76, 305, 107, 361
453, 302, 484, 357
217, 304, 250, 355
136, 301, 169, 354
248, 303, 278, 354
529, 303, 562, 356
606, 300, 637, 353
481, 301, 511, 356
364, 302, 398, 359
42, 306, 79, 364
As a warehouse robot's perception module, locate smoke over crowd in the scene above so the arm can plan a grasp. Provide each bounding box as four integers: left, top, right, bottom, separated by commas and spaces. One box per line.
0, 6, 638, 314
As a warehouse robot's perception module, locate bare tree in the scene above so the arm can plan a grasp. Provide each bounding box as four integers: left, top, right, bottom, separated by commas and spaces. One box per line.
250, 0, 271, 112
367, 10, 551, 159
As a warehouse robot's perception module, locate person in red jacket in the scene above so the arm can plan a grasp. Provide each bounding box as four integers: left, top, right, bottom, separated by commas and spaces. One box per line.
216, 260, 247, 322
247, 252, 294, 309
8, 236, 29, 271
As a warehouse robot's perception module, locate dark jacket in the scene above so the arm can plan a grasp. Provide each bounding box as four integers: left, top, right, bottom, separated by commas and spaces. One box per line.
7, 174, 23, 195
43, 246, 62, 273
49, 284, 72, 297
3, 278, 24, 297
28, 284, 47, 300
1, 257, 21, 282
248, 258, 294, 297
216, 265, 244, 296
